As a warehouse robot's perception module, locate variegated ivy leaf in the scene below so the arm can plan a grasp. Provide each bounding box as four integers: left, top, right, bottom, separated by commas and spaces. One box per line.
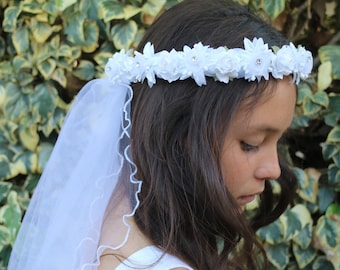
111, 20, 138, 50
4, 82, 29, 122
319, 45, 340, 80
37, 58, 57, 80
37, 142, 54, 173
262, 0, 285, 20
314, 216, 340, 268
295, 168, 319, 204
99, 1, 125, 21
318, 61, 332, 91
0, 182, 12, 203
56, 0, 77, 11
12, 150, 39, 176
82, 20, 99, 53
73, 60, 95, 81
142, 0, 166, 16
21, 1, 43, 14
312, 256, 335, 270
327, 126, 340, 143
30, 83, 58, 123
292, 223, 313, 249
124, 5, 142, 20
0, 155, 12, 181
264, 242, 290, 269
19, 125, 39, 152
292, 243, 317, 269
327, 164, 340, 191
0, 225, 11, 247
31, 19, 54, 44
2, 6, 21, 32
12, 26, 30, 54
257, 218, 284, 244
0, 191, 22, 243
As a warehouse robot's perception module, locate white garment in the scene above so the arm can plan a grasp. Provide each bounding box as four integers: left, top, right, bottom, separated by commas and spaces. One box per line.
115, 246, 193, 270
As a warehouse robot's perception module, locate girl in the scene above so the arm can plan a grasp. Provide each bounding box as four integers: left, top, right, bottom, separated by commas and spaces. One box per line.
8, 0, 312, 269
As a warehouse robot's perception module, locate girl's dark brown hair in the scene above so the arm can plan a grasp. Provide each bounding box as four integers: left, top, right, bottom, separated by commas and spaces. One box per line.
131, 0, 297, 268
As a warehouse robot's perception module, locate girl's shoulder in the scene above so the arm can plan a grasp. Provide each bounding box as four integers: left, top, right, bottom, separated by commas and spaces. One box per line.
115, 245, 193, 270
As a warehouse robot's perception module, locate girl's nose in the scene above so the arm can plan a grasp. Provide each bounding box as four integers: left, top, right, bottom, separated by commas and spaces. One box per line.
255, 148, 281, 181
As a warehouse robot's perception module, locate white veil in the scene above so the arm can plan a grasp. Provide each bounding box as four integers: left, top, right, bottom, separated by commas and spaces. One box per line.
8, 79, 142, 270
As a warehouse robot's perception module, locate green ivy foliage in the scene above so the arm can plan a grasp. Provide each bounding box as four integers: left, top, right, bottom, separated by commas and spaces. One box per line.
0, 0, 339, 269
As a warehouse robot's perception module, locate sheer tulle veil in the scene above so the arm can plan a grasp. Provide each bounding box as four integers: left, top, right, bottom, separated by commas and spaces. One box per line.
8, 79, 142, 269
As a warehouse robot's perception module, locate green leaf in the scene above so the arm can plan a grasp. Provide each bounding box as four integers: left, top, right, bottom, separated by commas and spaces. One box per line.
51, 68, 67, 88
12, 149, 39, 175
30, 83, 58, 123
13, 54, 32, 70
296, 168, 320, 203
111, 20, 138, 50
4, 82, 29, 122
73, 60, 95, 81
23, 174, 40, 193
293, 243, 317, 269
327, 126, 340, 143
262, 0, 285, 19
56, 0, 77, 11
265, 242, 290, 269
64, 12, 86, 45
0, 191, 22, 242
318, 61, 333, 91
313, 91, 329, 107
124, 5, 142, 19
0, 182, 12, 203
314, 216, 339, 249
293, 167, 308, 189
21, 2, 43, 14
99, 0, 125, 21
312, 256, 334, 270
31, 19, 54, 43
142, 0, 166, 16
37, 58, 57, 79
2, 6, 21, 32
82, 20, 99, 53
257, 219, 283, 244
319, 45, 340, 80
302, 96, 322, 115
37, 142, 54, 172
19, 125, 39, 152
327, 164, 340, 190
0, 225, 11, 247
318, 186, 336, 213
0, 36, 5, 57
325, 204, 340, 228
284, 210, 302, 239
292, 223, 313, 249
12, 27, 30, 54
322, 142, 339, 160
297, 82, 313, 105
0, 156, 11, 181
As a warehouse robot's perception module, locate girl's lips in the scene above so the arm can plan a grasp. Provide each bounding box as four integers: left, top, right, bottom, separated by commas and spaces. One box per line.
238, 195, 256, 204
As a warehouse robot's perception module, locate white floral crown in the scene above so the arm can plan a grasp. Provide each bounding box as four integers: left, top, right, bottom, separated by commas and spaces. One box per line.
105, 37, 313, 87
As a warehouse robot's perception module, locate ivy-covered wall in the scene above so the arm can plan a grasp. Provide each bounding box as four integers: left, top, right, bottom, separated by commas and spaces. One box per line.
0, 0, 339, 269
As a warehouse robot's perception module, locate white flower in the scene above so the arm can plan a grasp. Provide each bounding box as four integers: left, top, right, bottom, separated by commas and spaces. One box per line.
105, 49, 134, 85
271, 43, 296, 79
242, 37, 274, 81
154, 50, 182, 83
133, 42, 157, 87
181, 42, 211, 86
208, 47, 241, 83
296, 46, 313, 81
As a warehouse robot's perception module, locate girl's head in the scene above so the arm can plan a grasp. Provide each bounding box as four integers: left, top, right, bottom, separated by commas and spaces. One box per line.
129, 0, 299, 268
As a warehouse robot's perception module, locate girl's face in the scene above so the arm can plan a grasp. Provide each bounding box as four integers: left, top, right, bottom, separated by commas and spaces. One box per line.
220, 77, 296, 210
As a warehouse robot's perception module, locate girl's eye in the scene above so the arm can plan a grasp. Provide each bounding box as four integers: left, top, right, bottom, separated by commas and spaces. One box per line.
240, 141, 259, 152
